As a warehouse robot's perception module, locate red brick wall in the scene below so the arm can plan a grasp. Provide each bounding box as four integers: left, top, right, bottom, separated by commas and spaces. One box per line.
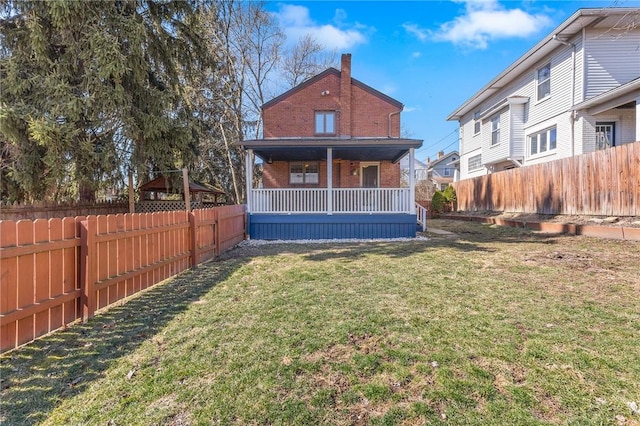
351, 84, 401, 137
262, 75, 401, 138
263, 73, 342, 138
263, 161, 400, 189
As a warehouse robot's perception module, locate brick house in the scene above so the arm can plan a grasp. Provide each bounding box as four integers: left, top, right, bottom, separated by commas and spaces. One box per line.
240, 54, 423, 239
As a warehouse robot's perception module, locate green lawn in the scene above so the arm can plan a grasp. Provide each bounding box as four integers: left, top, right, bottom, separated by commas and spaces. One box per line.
2, 219, 639, 425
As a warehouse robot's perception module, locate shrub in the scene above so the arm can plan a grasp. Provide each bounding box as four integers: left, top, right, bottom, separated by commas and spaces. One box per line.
442, 185, 456, 203
431, 191, 446, 213
431, 186, 457, 215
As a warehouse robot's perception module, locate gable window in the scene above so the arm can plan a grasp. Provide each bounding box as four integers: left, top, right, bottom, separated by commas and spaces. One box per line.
491, 116, 500, 145
537, 63, 551, 101
468, 154, 482, 171
473, 112, 481, 134
315, 111, 335, 135
529, 126, 557, 156
290, 162, 319, 184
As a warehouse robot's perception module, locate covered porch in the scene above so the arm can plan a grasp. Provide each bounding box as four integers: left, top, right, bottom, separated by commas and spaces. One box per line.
241, 138, 424, 239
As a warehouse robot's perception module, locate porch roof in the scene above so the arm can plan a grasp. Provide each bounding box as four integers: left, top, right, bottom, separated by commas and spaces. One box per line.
239, 137, 423, 163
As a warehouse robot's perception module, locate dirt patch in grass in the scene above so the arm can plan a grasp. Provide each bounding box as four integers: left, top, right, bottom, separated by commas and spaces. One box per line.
445, 211, 640, 228
295, 334, 443, 425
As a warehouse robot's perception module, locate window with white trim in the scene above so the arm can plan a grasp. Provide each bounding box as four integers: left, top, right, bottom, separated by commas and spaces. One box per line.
528, 126, 557, 156
315, 111, 335, 135
473, 112, 481, 134
537, 63, 551, 101
468, 154, 482, 171
491, 115, 500, 145
290, 162, 319, 184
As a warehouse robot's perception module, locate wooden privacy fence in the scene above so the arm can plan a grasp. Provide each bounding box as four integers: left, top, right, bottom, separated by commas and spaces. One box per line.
452, 142, 640, 216
0, 205, 246, 353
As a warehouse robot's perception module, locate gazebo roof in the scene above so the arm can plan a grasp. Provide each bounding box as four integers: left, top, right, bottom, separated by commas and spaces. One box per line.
139, 176, 226, 195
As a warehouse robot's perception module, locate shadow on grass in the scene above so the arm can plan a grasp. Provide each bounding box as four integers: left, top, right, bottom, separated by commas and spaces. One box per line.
0, 257, 248, 426
301, 238, 497, 262
300, 219, 570, 262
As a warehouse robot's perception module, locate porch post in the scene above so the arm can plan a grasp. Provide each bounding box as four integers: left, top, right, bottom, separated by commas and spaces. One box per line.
409, 148, 416, 214
327, 147, 333, 215
245, 149, 253, 213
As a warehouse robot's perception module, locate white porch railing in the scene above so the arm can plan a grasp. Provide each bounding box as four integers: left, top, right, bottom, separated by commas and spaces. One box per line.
251, 188, 412, 214
416, 202, 427, 231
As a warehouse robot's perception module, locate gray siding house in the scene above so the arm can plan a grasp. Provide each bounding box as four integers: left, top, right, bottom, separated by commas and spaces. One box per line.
448, 8, 640, 180
428, 151, 459, 190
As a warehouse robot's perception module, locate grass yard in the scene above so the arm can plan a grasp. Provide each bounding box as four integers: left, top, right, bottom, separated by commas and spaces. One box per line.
1, 219, 639, 425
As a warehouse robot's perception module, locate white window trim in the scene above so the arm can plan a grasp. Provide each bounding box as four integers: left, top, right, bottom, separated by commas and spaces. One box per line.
527, 126, 557, 160
491, 115, 500, 146
289, 162, 320, 185
473, 112, 481, 135
468, 154, 482, 171
536, 62, 551, 103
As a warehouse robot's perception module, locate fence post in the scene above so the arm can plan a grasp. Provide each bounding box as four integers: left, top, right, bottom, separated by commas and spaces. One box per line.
80, 217, 97, 320
183, 168, 191, 212
189, 211, 197, 268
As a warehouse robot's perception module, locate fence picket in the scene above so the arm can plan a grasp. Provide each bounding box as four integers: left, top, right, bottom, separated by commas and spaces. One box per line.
16, 221, 35, 346
34, 219, 50, 338
1, 221, 18, 349
48, 219, 63, 331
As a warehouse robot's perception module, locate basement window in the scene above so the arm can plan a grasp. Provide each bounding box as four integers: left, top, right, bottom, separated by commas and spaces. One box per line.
468, 154, 482, 171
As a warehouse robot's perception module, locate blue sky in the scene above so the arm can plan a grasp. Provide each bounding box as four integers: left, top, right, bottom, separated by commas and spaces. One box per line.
265, 0, 640, 163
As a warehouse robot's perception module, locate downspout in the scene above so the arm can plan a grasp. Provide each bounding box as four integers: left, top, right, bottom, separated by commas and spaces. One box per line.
553, 34, 577, 156
388, 110, 401, 138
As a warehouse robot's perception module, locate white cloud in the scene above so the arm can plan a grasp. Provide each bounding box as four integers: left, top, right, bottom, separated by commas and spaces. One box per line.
402, 23, 428, 42
405, 0, 552, 50
274, 4, 367, 50
411, 51, 422, 59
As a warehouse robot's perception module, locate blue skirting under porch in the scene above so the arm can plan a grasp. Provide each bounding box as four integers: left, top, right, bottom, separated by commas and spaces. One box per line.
248, 213, 418, 240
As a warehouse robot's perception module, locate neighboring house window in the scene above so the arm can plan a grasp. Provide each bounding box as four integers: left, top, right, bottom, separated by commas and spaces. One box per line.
473, 112, 481, 134
596, 122, 615, 150
315, 111, 335, 135
537, 63, 551, 101
491, 116, 500, 145
468, 154, 482, 171
290, 162, 319, 184
443, 168, 452, 177
529, 126, 557, 156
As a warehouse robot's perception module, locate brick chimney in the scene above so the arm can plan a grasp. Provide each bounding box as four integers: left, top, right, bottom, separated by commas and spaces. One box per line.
438, 151, 444, 159
339, 53, 352, 138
